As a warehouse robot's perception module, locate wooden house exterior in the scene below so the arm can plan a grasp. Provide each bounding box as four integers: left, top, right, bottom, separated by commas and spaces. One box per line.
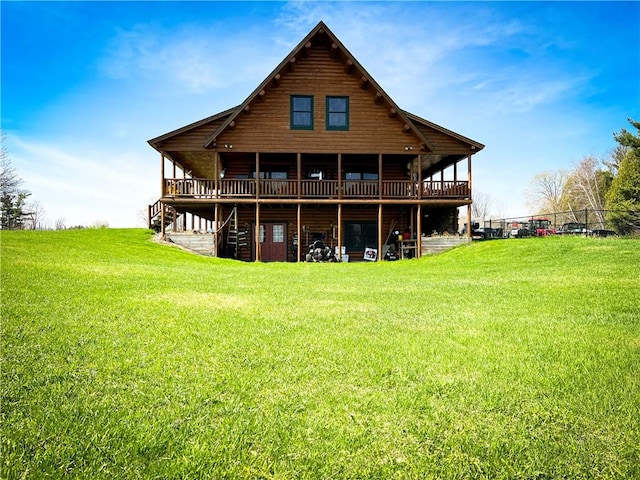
148, 21, 484, 262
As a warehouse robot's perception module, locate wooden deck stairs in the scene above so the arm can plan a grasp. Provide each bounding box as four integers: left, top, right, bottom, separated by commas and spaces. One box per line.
148, 200, 177, 232
165, 233, 215, 256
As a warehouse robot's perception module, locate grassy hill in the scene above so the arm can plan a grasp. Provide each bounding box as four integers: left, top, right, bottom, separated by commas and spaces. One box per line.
2, 229, 639, 479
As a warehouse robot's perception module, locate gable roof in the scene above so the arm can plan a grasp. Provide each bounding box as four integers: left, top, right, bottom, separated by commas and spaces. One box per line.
202, 21, 436, 151
404, 111, 485, 151
148, 21, 484, 158
148, 106, 237, 148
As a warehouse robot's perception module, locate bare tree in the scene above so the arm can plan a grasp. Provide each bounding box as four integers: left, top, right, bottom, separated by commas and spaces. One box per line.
55, 218, 66, 230
24, 200, 47, 230
1, 131, 32, 229
526, 170, 567, 213
471, 190, 493, 223
563, 156, 611, 225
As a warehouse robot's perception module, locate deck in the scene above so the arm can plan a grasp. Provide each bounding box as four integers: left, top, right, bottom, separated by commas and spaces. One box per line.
163, 178, 470, 200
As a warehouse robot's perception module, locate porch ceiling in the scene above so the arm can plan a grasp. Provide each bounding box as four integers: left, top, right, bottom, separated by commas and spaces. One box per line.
167, 151, 465, 179
167, 151, 218, 178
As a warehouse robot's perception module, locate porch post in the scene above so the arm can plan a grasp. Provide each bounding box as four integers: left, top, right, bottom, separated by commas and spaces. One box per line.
212, 152, 219, 257
297, 203, 302, 262
416, 204, 422, 258
417, 155, 422, 200
337, 203, 343, 261
378, 203, 383, 262
255, 203, 261, 262
297, 153, 301, 199
255, 153, 261, 262
160, 152, 166, 196
214, 152, 219, 198
214, 204, 220, 257
378, 154, 383, 200
255, 152, 260, 200
467, 153, 472, 238
160, 202, 165, 237
337, 153, 343, 200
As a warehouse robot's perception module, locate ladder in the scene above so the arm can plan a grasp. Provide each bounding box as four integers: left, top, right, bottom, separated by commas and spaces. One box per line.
226, 207, 247, 248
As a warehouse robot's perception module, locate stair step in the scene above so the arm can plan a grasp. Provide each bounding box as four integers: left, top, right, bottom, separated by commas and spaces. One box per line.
421, 237, 470, 255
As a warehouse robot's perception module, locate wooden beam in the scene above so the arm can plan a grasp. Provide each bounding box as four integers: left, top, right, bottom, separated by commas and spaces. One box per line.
214, 151, 219, 199
297, 153, 302, 200
228, 120, 236, 129
359, 76, 369, 89
337, 153, 342, 200
403, 123, 411, 133
416, 205, 422, 258
330, 42, 338, 58
272, 73, 281, 87
468, 154, 472, 196
377, 204, 383, 262
243, 105, 251, 115
255, 152, 260, 200
288, 57, 296, 71
374, 91, 383, 104
214, 203, 219, 257
160, 202, 165, 237
160, 152, 165, 196
255, 203, 261, 262
388, 108, 397, 118
258, 90, 266, 101
344, 60, 353, 74
338, 203, 343, 262
467, 153, 472, 239
418, 155, 422, 200
304, 42, 312, 57
378, 154, 383, 201
297, 204, 301, 262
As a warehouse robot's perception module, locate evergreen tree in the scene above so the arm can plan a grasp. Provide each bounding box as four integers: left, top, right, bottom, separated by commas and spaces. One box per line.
606, 119, 640, 235
0, 133, 31, 230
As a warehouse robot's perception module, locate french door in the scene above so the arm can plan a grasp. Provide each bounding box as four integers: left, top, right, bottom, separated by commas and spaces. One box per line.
255, 222, 287, 262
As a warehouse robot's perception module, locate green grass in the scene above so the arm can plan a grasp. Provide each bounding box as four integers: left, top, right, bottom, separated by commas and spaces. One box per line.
1, 229, 639, 479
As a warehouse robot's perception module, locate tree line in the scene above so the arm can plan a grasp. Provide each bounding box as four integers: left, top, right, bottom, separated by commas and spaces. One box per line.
0, 132, 36, 230
526, 119, 640, 235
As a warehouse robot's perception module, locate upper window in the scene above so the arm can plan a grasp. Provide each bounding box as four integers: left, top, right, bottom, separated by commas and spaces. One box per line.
326, 96, 349, 130
291, 95, 314, 130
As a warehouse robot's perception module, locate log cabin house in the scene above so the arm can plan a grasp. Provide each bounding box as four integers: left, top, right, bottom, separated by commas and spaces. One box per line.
148, 21, 484, 262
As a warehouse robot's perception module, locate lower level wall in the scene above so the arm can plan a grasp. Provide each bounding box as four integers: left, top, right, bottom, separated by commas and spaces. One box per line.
216, 204, 459, 262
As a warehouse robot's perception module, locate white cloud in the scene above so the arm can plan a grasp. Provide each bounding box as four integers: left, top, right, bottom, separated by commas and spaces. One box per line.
5, 1, 631, 227
99, 22, 285, 95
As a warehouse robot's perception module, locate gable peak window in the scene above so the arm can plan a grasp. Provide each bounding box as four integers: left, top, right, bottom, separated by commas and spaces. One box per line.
326, 96, 349, 130
291, 95, 314, 130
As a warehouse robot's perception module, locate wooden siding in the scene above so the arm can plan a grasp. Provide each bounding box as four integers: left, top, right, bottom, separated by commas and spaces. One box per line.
216, 47, 423, 154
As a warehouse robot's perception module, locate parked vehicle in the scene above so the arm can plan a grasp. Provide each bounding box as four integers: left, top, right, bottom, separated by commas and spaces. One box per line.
590, 229, 617, 237
509, 222, 529, 238
529, 217, 555, 236
557, 222, 588, 235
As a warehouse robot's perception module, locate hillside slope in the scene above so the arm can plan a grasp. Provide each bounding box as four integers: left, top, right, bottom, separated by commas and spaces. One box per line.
2, 229, 639, 479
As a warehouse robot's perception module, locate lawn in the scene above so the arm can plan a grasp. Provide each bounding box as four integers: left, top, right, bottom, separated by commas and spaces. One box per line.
1, 229, 639, 479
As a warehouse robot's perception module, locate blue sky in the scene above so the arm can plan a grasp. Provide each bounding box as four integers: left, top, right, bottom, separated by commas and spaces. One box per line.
2, 1, 639, 227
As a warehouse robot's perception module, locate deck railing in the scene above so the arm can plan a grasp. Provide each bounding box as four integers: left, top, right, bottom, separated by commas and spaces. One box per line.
163, 178, 469, 200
